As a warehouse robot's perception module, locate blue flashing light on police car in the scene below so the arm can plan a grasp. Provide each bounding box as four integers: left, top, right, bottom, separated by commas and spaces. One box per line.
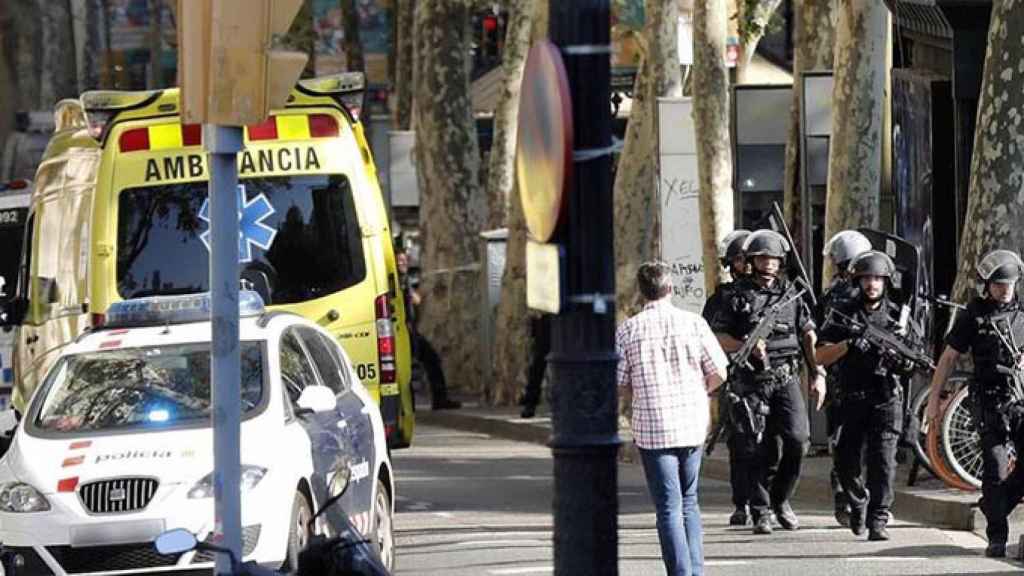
105, 290, 266, 328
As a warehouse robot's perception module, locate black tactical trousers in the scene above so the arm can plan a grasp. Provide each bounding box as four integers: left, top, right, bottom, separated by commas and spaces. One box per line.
727, 430, 751, 509
741, 375, 809, 519
836, 392, 902, 529
975, 402, 1024, 545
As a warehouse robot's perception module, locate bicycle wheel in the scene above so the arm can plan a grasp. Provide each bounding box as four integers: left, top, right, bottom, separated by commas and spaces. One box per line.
909, 381, 935, 475
941, 385, 983, 489
926, 374, 977, 491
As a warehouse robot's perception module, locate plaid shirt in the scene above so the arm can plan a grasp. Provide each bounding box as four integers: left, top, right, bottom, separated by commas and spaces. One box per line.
616, 299, 728, 450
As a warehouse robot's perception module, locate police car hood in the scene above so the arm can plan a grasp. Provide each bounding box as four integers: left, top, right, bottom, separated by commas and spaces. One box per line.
9, 426, 275, 493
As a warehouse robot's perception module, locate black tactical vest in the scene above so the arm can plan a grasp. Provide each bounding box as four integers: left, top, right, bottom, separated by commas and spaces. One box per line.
971, 300, 1024, 381
731, 278, 803, 361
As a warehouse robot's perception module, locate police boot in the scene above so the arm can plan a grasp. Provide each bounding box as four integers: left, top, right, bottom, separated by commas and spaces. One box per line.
868, 526, 890, 541
985, 542, 1006, 558
772, 501, 799, 531
753, 513, 773, 535
834, 491, 851, 528
849, 506, 866, 537
729, 506, 749, 526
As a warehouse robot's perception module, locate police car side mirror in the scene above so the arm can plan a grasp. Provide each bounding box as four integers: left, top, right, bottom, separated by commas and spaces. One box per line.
296, 385, 336, 415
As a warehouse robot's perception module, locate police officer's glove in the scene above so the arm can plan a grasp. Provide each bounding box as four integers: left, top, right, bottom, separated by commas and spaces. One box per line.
849, 336, 871, 353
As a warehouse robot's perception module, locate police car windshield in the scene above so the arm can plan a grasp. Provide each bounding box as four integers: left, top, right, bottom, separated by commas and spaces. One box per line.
116, 175, 366, 304
31, 342, 264, 434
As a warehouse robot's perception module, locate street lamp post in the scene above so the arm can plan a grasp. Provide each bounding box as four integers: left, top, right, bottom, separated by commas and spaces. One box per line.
547, 2, 619, 575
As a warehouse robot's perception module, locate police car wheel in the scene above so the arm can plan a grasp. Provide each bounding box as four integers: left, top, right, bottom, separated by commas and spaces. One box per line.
373, 479, 395, 571
283, 490, 313, 573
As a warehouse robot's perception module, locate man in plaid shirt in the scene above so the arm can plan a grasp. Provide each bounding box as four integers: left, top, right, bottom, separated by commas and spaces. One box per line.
617, 261, 728, 576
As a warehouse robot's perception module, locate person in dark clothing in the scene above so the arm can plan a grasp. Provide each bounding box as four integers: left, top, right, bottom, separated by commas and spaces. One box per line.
709, 229, 826, 535
928, 249, 1024, 558
396, 251, 461, 410
817, 251, 915, 541
703, 229, 751, 525
520, 314, 551, 419
818, 230, 872, 527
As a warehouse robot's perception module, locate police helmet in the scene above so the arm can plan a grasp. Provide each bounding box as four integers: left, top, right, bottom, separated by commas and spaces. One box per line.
742, 229, 789, 260
977, 249, 1024, 284
823, 230, 872, 267
848, 250, 895, 279
719, 230, 751, 264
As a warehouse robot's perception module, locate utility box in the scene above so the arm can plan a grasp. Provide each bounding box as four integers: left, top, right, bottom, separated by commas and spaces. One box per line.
479, 229, 508, 399
389, 131, 419, 208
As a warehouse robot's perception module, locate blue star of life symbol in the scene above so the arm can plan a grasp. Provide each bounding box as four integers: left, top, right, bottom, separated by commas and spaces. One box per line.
199, 185, 278, 263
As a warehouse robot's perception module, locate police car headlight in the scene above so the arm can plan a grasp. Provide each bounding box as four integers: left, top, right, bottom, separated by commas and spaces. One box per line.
0, 482, 51, 513
187, 466, 267, 499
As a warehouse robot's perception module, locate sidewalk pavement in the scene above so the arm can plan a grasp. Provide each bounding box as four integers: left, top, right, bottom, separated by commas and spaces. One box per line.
415, 398, 1021, 538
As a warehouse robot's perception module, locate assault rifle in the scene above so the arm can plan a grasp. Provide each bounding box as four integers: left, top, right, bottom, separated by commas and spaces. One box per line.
986, 316, 1024, 403
731, 283, 808, 371
705, 384, 764, 456
706, 282, 807, 456
823, 308, 935, 373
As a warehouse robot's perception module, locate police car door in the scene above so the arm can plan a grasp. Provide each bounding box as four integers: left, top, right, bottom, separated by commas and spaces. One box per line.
294, 326, 376, 535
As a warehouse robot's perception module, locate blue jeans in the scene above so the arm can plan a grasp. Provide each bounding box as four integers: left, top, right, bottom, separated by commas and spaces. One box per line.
640, 445, 704, 576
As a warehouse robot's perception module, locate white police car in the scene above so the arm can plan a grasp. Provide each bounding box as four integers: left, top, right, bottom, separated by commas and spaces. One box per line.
0, 292, 395, 574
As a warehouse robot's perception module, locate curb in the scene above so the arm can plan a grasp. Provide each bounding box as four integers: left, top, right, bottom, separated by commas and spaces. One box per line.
416, 407, 984, 532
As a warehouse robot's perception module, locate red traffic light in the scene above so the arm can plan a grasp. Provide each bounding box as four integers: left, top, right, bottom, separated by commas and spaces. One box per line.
483, 15, 498, 32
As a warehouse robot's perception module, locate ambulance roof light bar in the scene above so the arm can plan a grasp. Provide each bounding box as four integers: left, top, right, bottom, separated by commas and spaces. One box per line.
297, 72, 366, 121
80, 89, 164, 141
105, 291, 266, 329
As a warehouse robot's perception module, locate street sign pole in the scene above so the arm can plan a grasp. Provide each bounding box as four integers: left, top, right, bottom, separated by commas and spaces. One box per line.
548, 1, 619, 574
206, 124, 244, 575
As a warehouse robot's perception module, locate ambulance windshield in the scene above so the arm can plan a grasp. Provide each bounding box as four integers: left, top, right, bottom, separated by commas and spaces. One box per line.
31, 342, 264, 434
116, 175, 366, 304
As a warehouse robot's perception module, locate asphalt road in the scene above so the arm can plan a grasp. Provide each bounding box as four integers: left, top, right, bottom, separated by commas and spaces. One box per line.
391, 423, 1024, 576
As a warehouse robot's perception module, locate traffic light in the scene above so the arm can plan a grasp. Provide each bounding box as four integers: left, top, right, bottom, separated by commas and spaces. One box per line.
177, 0, 309, 126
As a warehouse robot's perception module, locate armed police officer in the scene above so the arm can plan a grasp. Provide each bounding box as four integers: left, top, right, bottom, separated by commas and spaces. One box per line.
927, 250, 1024, 558
817, 251, 916, 541
710, 229, 826, 535
819, 230, 873, 526
703, 229, 751, 526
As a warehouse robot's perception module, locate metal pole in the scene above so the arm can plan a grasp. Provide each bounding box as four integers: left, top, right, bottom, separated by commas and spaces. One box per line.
206, 124, 243, 575
548, 2, 619, 575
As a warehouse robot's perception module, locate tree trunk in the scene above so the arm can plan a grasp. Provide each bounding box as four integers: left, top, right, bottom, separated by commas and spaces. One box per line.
394, 0, 415, 129
782, 0, 836, 242
613, 0, 681, 318
147, 0, 163, 89
0, 0, 13, 158
951, 1, 1024, 302
491, 0, 548, 407
11, 0, 78, 110
342, 0, 364, 73
692, 0, 734, 295
735, 0, 783, 85
283, 0, 317, 77
80, 0, 107, 90
822, 0, 885, 284
485, 0, 532, 230
413, 0, 486, 395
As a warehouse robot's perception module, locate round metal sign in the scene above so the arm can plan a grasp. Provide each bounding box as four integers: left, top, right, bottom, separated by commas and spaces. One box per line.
516, 40, 573, 243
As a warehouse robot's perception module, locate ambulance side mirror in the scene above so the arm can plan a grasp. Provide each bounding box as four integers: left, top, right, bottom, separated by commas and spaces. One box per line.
39, 277, 59, 304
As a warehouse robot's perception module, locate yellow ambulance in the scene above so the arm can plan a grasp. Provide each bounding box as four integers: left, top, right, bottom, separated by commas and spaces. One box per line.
3, 74, 416, 448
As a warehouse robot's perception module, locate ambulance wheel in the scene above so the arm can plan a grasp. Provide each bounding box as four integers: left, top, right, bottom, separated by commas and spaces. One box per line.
283, 490, 313, 574
373, 479, 395, 571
